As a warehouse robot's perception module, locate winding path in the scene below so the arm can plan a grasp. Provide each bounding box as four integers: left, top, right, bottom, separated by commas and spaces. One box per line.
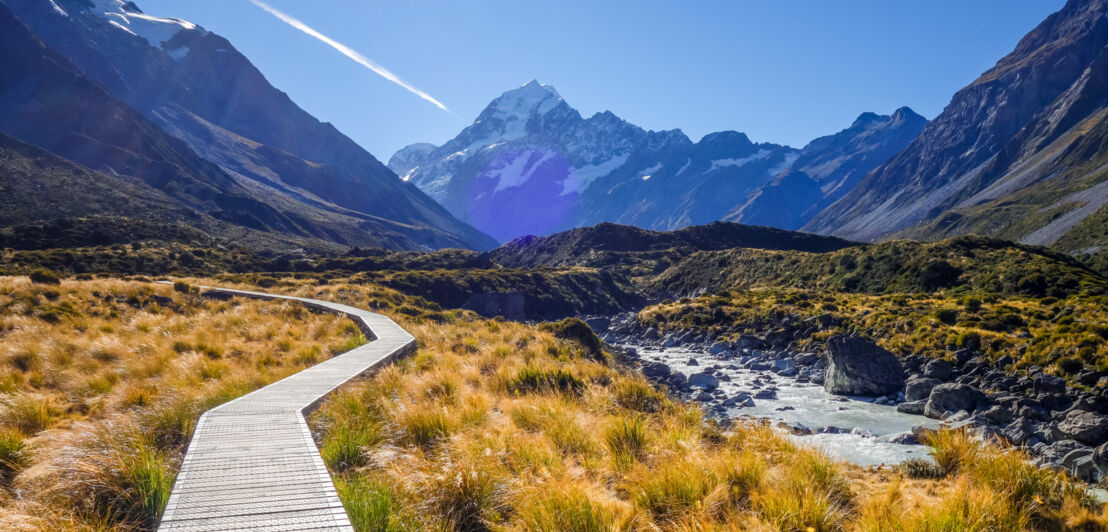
156, 286, 416, 531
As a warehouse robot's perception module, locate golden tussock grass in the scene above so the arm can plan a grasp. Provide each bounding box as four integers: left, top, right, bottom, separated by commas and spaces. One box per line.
282, 278, 1108, 531
0, 277, 361, 530
3, 274, 1103, 530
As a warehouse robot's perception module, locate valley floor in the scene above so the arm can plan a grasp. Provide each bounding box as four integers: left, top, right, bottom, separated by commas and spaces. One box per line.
1, 274, 1105, 530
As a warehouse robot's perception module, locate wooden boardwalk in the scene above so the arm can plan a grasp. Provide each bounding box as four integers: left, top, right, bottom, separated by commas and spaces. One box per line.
157, 286, 415, 531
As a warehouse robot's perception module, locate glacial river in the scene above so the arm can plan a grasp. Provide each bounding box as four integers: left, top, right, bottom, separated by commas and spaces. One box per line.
628, 344, 942, 466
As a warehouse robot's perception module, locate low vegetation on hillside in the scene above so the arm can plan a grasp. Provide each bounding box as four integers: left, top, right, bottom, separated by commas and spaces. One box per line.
0, 277, 362, 530
640, 288, 1108, 381
649, 236, 1107, 298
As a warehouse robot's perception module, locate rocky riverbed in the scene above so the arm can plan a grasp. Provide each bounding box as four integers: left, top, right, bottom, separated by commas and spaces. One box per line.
591, 313, 1108, 483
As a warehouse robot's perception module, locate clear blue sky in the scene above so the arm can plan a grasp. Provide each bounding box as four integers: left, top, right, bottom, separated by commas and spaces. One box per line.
144, 0, 1063, 161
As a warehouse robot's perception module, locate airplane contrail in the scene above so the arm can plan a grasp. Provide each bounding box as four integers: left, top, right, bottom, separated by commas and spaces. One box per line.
248, 0, 452, 113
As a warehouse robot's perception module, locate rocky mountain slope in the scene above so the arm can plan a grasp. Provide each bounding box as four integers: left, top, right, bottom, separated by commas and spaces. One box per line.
727, 108, 926, 229
392, 81, 919, 243
3, 0, 494, 251
806, 0, 1108, 272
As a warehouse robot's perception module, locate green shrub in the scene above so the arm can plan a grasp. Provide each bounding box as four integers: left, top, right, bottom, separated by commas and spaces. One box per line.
508, 367, 585, 395
172, 281, 190, 294
29, 268, 61, 285
335, 475, 412, 531
898, 457, 945, 479
321, 423, 381, 472
920, 260, 962, 291
1055, 356, 1084, 376
963, 297, 983, 313
605, 416, 649, 470
935, 309, 958, 325
614, 379, 667, 413
956, 331, 982, 351
0, 428, 27, 481
539, 318, 606, 361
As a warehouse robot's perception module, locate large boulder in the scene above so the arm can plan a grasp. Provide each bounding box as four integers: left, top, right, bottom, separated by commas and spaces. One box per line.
823, 335, 905, 396
896, 400, 926, 415
688, 372, 720, 391
924, 383, 987, 419
1056, 410, 1108, 446
904, 376, 941, 402
641, 362, 671, 379
922, 358, 954, 380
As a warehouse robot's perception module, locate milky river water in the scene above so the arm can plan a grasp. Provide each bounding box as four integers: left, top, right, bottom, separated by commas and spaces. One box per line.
628, 344, 942, 466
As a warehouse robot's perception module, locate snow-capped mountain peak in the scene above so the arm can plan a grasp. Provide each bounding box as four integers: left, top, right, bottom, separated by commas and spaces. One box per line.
80, 0, 205, 52
483, 79, 564, 122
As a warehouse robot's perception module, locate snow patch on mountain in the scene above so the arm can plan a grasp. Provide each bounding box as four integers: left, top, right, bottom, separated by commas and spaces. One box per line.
769, 152, 801, 176
676, 158, 692, 176
561, 154, 630, 196
709, 149, 770, 171
490, 149, 559, 193
639, 163, 663, 181
88, 0, 204, 54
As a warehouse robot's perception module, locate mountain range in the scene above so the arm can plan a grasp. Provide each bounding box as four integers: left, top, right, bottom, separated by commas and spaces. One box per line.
392, 0, 1108, 272
806, 0, 1108, 263
391, 81, 926, 242
1, 0, 495, 251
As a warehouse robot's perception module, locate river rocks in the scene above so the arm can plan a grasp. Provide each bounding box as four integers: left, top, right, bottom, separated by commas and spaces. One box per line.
1034, 374, 1067, 395
642, 362, 671, 379
688, 372, 720, 391
723, 393, 755, 407
887, 433, 919, 445
924, 383, 987, 419
772, 359, 796, 373
1093, 442, 1108, 480
748, 361, 772, 371
982, 403, 1018, 425
735, 334, 762, 351
1063, 448, 1099, 482
709, 342, 731, 355
584, 316, 610, 333
824, 335, 905, 396
795, 352, 821, 366
1001, 418, 1038, 445
687, 357, 700, 366
754, 389, 777, 400
897, 400, 926, 415
1055, 410, 1108, 445
922, 359, 954, 380
905, 376, 941, 402
1036, 439, 1086, 465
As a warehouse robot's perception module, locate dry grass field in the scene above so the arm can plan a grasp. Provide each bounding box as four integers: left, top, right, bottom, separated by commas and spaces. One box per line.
0, 276, 362, 530
296, 282, 1108, 531
1, 274, 1105, 531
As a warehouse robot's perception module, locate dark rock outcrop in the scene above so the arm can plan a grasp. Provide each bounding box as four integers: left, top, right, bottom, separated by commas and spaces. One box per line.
905, 376, 941, 402
1056, 410, 1108, 445
823, 335, 905, 396
925, 383, 987, 419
